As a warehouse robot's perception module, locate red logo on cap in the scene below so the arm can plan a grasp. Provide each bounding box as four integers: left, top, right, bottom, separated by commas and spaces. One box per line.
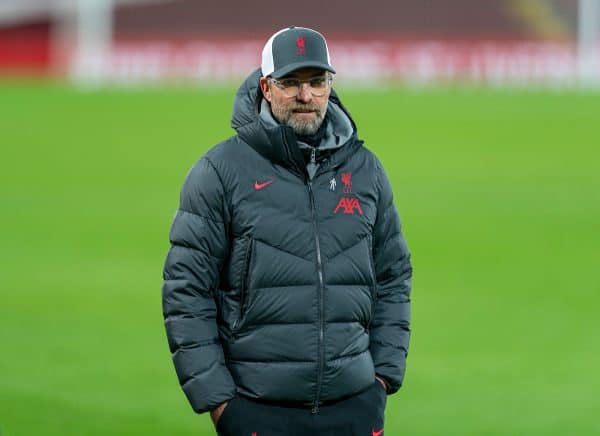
296, 37, 306, 56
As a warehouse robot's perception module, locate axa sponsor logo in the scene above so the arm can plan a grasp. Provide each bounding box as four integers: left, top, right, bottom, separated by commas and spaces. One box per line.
333, 197, 363, 215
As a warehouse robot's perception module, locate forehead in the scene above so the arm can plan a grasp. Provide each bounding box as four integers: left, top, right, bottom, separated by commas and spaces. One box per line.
282, 67, 327, 79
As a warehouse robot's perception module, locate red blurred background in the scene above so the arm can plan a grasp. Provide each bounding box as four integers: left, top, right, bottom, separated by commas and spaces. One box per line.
0, 0, 597, 85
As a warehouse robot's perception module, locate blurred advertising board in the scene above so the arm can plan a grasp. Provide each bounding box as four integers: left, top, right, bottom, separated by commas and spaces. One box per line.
68, 38, 596, 87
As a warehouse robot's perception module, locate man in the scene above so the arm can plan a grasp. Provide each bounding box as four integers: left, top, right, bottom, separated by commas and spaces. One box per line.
162, 26, 412, 435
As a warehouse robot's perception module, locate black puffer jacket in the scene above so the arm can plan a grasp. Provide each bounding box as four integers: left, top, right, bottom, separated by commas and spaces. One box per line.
162, 69, 412, 414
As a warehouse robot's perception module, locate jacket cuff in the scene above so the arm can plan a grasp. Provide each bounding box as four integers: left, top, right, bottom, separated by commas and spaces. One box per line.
375, 374, 391, 393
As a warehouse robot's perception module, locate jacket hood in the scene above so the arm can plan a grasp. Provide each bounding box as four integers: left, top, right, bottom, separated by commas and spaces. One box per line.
230, 68, 362, 177
231, 68, 263, 132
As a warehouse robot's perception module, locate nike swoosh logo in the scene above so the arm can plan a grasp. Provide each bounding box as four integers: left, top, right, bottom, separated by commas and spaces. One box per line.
254, 180, 274, 190
372, 429, 384, 436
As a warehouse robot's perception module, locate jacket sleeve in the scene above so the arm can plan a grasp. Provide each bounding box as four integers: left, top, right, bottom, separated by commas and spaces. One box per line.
162, 157, 237, 413
370, 162, 413, 394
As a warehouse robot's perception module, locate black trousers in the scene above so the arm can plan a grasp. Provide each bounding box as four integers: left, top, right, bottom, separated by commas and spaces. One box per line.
216, 381, 386, 436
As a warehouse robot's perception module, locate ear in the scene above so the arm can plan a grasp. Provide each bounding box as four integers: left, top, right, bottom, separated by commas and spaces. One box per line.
259, 77, 272, 102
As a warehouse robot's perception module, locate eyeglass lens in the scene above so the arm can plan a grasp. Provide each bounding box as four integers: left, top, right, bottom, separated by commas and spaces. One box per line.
276, 76, 330, 97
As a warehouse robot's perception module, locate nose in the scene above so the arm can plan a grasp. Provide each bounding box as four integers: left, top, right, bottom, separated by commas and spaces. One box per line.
296, 83, 312, 103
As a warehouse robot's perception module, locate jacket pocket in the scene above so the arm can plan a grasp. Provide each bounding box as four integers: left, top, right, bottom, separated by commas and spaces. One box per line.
233, 237, 254, 333
366, 235, 378, 327
215, 395, 240, 434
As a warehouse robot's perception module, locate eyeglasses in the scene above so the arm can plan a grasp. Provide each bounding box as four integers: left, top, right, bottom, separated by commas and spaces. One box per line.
269, 75, 332, 98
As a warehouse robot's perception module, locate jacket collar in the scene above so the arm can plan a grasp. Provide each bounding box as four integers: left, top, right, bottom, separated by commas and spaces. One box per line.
232, 68, 362, 178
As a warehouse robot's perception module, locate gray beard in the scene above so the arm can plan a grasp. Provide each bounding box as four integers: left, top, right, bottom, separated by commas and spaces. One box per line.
271, 103, 327, 136
286, 113, 324, 136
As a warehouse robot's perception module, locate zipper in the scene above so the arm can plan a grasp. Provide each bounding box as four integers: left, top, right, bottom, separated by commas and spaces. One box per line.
307, 181, 325, 414
307, 147, 318, 180
233, 237, 254, 333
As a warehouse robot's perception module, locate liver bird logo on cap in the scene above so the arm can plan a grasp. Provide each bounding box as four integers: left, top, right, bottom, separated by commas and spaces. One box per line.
296, 36, 306, 55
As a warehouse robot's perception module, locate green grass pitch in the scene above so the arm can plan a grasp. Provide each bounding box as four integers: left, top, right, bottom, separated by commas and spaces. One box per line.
0, 80, 598, 435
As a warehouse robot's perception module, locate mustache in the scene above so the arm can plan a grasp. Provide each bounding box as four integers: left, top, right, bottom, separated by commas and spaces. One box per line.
289, 104, 321, 113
